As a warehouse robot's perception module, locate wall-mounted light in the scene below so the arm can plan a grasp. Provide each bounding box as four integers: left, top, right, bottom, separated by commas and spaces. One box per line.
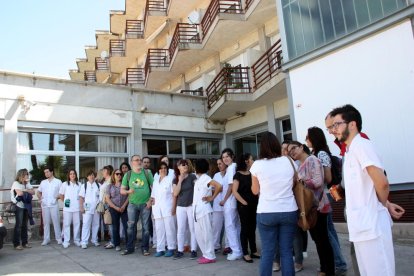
140, 106, 147, 112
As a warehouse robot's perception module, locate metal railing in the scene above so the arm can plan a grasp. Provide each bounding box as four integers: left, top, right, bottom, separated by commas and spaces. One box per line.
251, 39, 282, 90
126, 20, 144, 39
84, 71, 96, 82
206, 65, 251, 108
144, 48, 170, 77
95, 57, 109, 71
245, 0, 254, 10
110, 39, 125, 57
147, 0, 170, 12
126, 68, 145, 85
169, 23, 201, 58
180, 87, 204, 96
201, 0, 243, 37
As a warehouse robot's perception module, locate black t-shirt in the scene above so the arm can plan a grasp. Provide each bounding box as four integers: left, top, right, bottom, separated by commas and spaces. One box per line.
173, 174, 197, 207
234, 171, 258, 206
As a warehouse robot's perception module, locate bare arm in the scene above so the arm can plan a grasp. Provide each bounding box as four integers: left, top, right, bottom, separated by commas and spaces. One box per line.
219, 184, 233, 206
366, 165, 389, 206
203, 180, 222, 203
59, 194, 64, 201
251, 175, 260, 195
323, 166, 332, 185
37, 190, 43, 201
79, 196, 85, 213
232, 179, 247, 205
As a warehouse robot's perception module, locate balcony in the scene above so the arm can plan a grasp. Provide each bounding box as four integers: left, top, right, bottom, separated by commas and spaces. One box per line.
95, 57, 109, 71
180, 87, 204, 96
251, 38, 282, 90
147, 0, 170, 14
84, 71, 96, 82
126, 68, 145, 85
110, 39, 125, 57
126, 20, 144, 39
169, 23, 202, 59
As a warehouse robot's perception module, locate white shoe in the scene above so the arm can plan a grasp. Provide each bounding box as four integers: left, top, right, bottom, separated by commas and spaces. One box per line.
41, 240, 50, 246
227, 253, 242, 261
302, 251, 308, 258
57, 240, 63, 245
94, 242, 100, 247
115, 246, 121, 251
74, 241, 81, 247
63, 243, 69, 249
81, 244, 88, 249
152, 244, 157, 249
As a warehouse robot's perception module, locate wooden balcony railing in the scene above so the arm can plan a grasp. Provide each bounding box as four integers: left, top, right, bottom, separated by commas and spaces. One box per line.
126, 20, 144, 39
206, 65, 251, 108
245, 0, 254, 10
84, 71, 96, 82
180, 87, 204, 96
110, 39, 125, 56
126, 68, 145, 85
169, 23, 201, 58
95, 57, 109, 71
147, 0, 170, 12
201, 0, 243, 37
144, 48, 170, 76
251, 39, 282, 90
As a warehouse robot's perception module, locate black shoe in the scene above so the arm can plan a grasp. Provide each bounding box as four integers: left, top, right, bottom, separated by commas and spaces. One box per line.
121, 250, 133, 256
250, 253, 261, 259
243, 256, 253, 263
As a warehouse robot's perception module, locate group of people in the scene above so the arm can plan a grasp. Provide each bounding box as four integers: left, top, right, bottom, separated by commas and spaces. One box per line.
8, 104, 405, 276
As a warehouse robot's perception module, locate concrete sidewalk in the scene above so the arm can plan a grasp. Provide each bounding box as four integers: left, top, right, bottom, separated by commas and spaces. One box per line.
0, 233, 413, 276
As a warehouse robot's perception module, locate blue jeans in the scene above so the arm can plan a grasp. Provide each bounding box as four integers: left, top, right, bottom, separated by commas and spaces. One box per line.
257, 211, 297, 276
326, 194, 347, 271
126, 203, 151, 253
274, 225, 304, 265
110, 207, 128, 247
13, 206, 29, 247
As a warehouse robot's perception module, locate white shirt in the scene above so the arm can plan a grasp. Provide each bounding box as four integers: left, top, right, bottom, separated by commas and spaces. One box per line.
59, 181, 81, 212
250, 156, 298, 213
79, 182, 100, 215
151, 174, 174, 219
99, 180, 110, 202
344, 134, 391, 242
222, 163, 237, 209
212, 172, 225, 212
10, 181, 33, 208
193, 174, 213, 220
38, 177, 62, 207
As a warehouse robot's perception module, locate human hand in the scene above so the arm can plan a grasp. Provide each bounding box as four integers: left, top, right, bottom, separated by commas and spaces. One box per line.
387, 201, 405, 220
219, 200, 225, 206
202, 196, 212, 203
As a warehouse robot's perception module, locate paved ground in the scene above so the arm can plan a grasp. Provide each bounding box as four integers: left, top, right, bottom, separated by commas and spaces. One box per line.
0, 233, 413, 276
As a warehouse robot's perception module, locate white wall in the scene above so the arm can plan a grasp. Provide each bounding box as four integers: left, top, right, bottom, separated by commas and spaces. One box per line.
288, 20, 414, 185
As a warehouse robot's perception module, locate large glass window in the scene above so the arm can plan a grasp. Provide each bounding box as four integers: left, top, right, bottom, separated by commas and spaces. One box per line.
185, 139, 219, 155
234, 132, 265, 159
18, 132, 75, 151
79, 135, 127, 153
281, 117, 292, 141
282, 0, 408, 59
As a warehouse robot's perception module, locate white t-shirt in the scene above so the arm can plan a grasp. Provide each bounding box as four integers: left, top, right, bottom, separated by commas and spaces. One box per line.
222, 163, 237, 209
212, 172, 225, 212
193, 174, 213, 220
59, 181, 81, 212
151, 174, 174, 219
99, 180, 110, 203
38, 177, 62, 207
250, 156, 298, 213
344, 134, 391, 242
10, 181, 33, 208
78, 182, 100, 215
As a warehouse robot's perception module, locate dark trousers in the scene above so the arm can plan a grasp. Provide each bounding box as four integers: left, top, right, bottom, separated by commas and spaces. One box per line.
237, 203, 257, 256
109, 207, 128, 246
13, 206, 29, 247
309, 212, 335, 275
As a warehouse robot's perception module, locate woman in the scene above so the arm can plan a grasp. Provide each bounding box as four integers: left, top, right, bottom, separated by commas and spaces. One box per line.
105, 169, 129, 251
212, 158, 227, 253
59, 169, 81, 248
232, 153, 259, 263
119, 162, 131, 174
10, 169, 35, 250
172, 159, 198, 259
151, 162, 177, 257
250, 132, 297, 276
288, 141, 335, 276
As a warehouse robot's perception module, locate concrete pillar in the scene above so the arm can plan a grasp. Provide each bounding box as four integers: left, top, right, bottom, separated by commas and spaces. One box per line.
132, 92, 143, 156
258, 25, 270, 52
266, 103, 277, 135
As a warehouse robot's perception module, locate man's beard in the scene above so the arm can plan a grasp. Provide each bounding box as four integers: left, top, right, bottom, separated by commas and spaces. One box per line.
338, 126, 350, 143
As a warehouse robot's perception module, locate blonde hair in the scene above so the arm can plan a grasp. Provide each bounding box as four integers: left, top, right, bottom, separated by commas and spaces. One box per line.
15, 169, 29, 184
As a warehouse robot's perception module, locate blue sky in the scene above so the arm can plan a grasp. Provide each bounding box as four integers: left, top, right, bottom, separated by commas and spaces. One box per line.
0, 0, 125, 79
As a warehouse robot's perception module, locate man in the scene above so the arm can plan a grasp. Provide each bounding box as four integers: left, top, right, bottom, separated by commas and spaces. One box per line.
120, 155, 153, 256
142, 156, 152, 172
37, 166, 62, 246
329, 104, 395, 276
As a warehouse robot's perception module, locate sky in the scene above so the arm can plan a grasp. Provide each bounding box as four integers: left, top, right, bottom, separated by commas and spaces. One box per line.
0, 0, 125, 79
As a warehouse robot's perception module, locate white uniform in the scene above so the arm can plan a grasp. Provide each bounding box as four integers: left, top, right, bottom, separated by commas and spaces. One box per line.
79, 182, 100, 246
212, 171, 226, 250
38, 177, 62, 244
59, 181, 81, 246
344, 134, 394, 276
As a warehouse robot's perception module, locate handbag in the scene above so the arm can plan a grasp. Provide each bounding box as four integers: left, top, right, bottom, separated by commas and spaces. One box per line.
5, 202, 17, 213
103, 209, 112, 225
287, 157, 318, 231
96, 202, 105, 214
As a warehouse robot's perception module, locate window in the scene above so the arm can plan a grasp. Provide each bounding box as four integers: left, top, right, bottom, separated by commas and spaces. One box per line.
234, 132, 265, 159
281, 0, 408, 60
18, 132, 75, 151
185, 139, 219, 156
146, 139, 182, 155
280, 117, 292, 141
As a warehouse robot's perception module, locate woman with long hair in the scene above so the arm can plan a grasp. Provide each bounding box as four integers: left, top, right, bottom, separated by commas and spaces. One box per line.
288, 141, 335, 276
59, 169, 82, 248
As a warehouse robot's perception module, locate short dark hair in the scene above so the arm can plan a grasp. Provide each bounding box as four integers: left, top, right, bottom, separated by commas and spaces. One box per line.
259, 132, 281, 159
157, 161, 169, 175
221, 148, 234, 159
330, 104, 362, 132
87, 170, 96, 177
119, 162, 131, 171
103, 165, 114, 176
307, 127, 331, 156
195, 159, 209, 174
44, 166, 54, 173
236, 153, 252, 171
289, 141, 311, 155
282, 140, 291, 145
142, 156, 151, 162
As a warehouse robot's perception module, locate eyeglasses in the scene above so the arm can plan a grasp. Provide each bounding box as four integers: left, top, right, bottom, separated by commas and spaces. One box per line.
330, 121, 348, 130
132, 159, 141, 162
289, 145, 298, 153
115, 173, 122, 176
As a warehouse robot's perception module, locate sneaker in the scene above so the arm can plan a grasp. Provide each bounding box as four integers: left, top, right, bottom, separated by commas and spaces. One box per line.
295, 264, 304, 273
198, 256, 216, 264
173, 251, 184, 260
154, 251, 165, 257
227, 253, 242, 261
15, 245, 24, 250
74, 241, 81, 247
62, 243, 69, 249
303, 251, 308, 258
94, 242, 100, 247
105, 243, 114, 249
41, 240, 50, 246
81, 244, 88, 249
115, 246, 121, 251
121, 250, 133, 255
223, 247, 232, 255
164, 250, 174, 257
57, 240, 62, 245
273, 262, 281, 272
23, 244, 32, 248
190, 250, 198, 260
142, 249, 150, 256
152, 243, 157, 249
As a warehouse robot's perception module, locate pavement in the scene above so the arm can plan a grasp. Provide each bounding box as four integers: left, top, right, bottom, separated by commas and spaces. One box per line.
0, 232, 413, 276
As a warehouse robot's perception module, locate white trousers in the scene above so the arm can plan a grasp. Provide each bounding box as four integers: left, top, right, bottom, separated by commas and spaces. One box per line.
212, 211, 225, 249
42, 205, 61, 242
81, 212, 100, 245
176, 206, 197, 252
354, 210, 395, 276
223, 207, 242, 256
194, 213, 215, 260
155, 216, 177, 252
63, 211, 80, 244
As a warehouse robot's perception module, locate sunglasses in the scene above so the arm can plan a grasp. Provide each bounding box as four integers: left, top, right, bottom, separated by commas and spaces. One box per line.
115, 173, 122, 176
179, 161, 188, 166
